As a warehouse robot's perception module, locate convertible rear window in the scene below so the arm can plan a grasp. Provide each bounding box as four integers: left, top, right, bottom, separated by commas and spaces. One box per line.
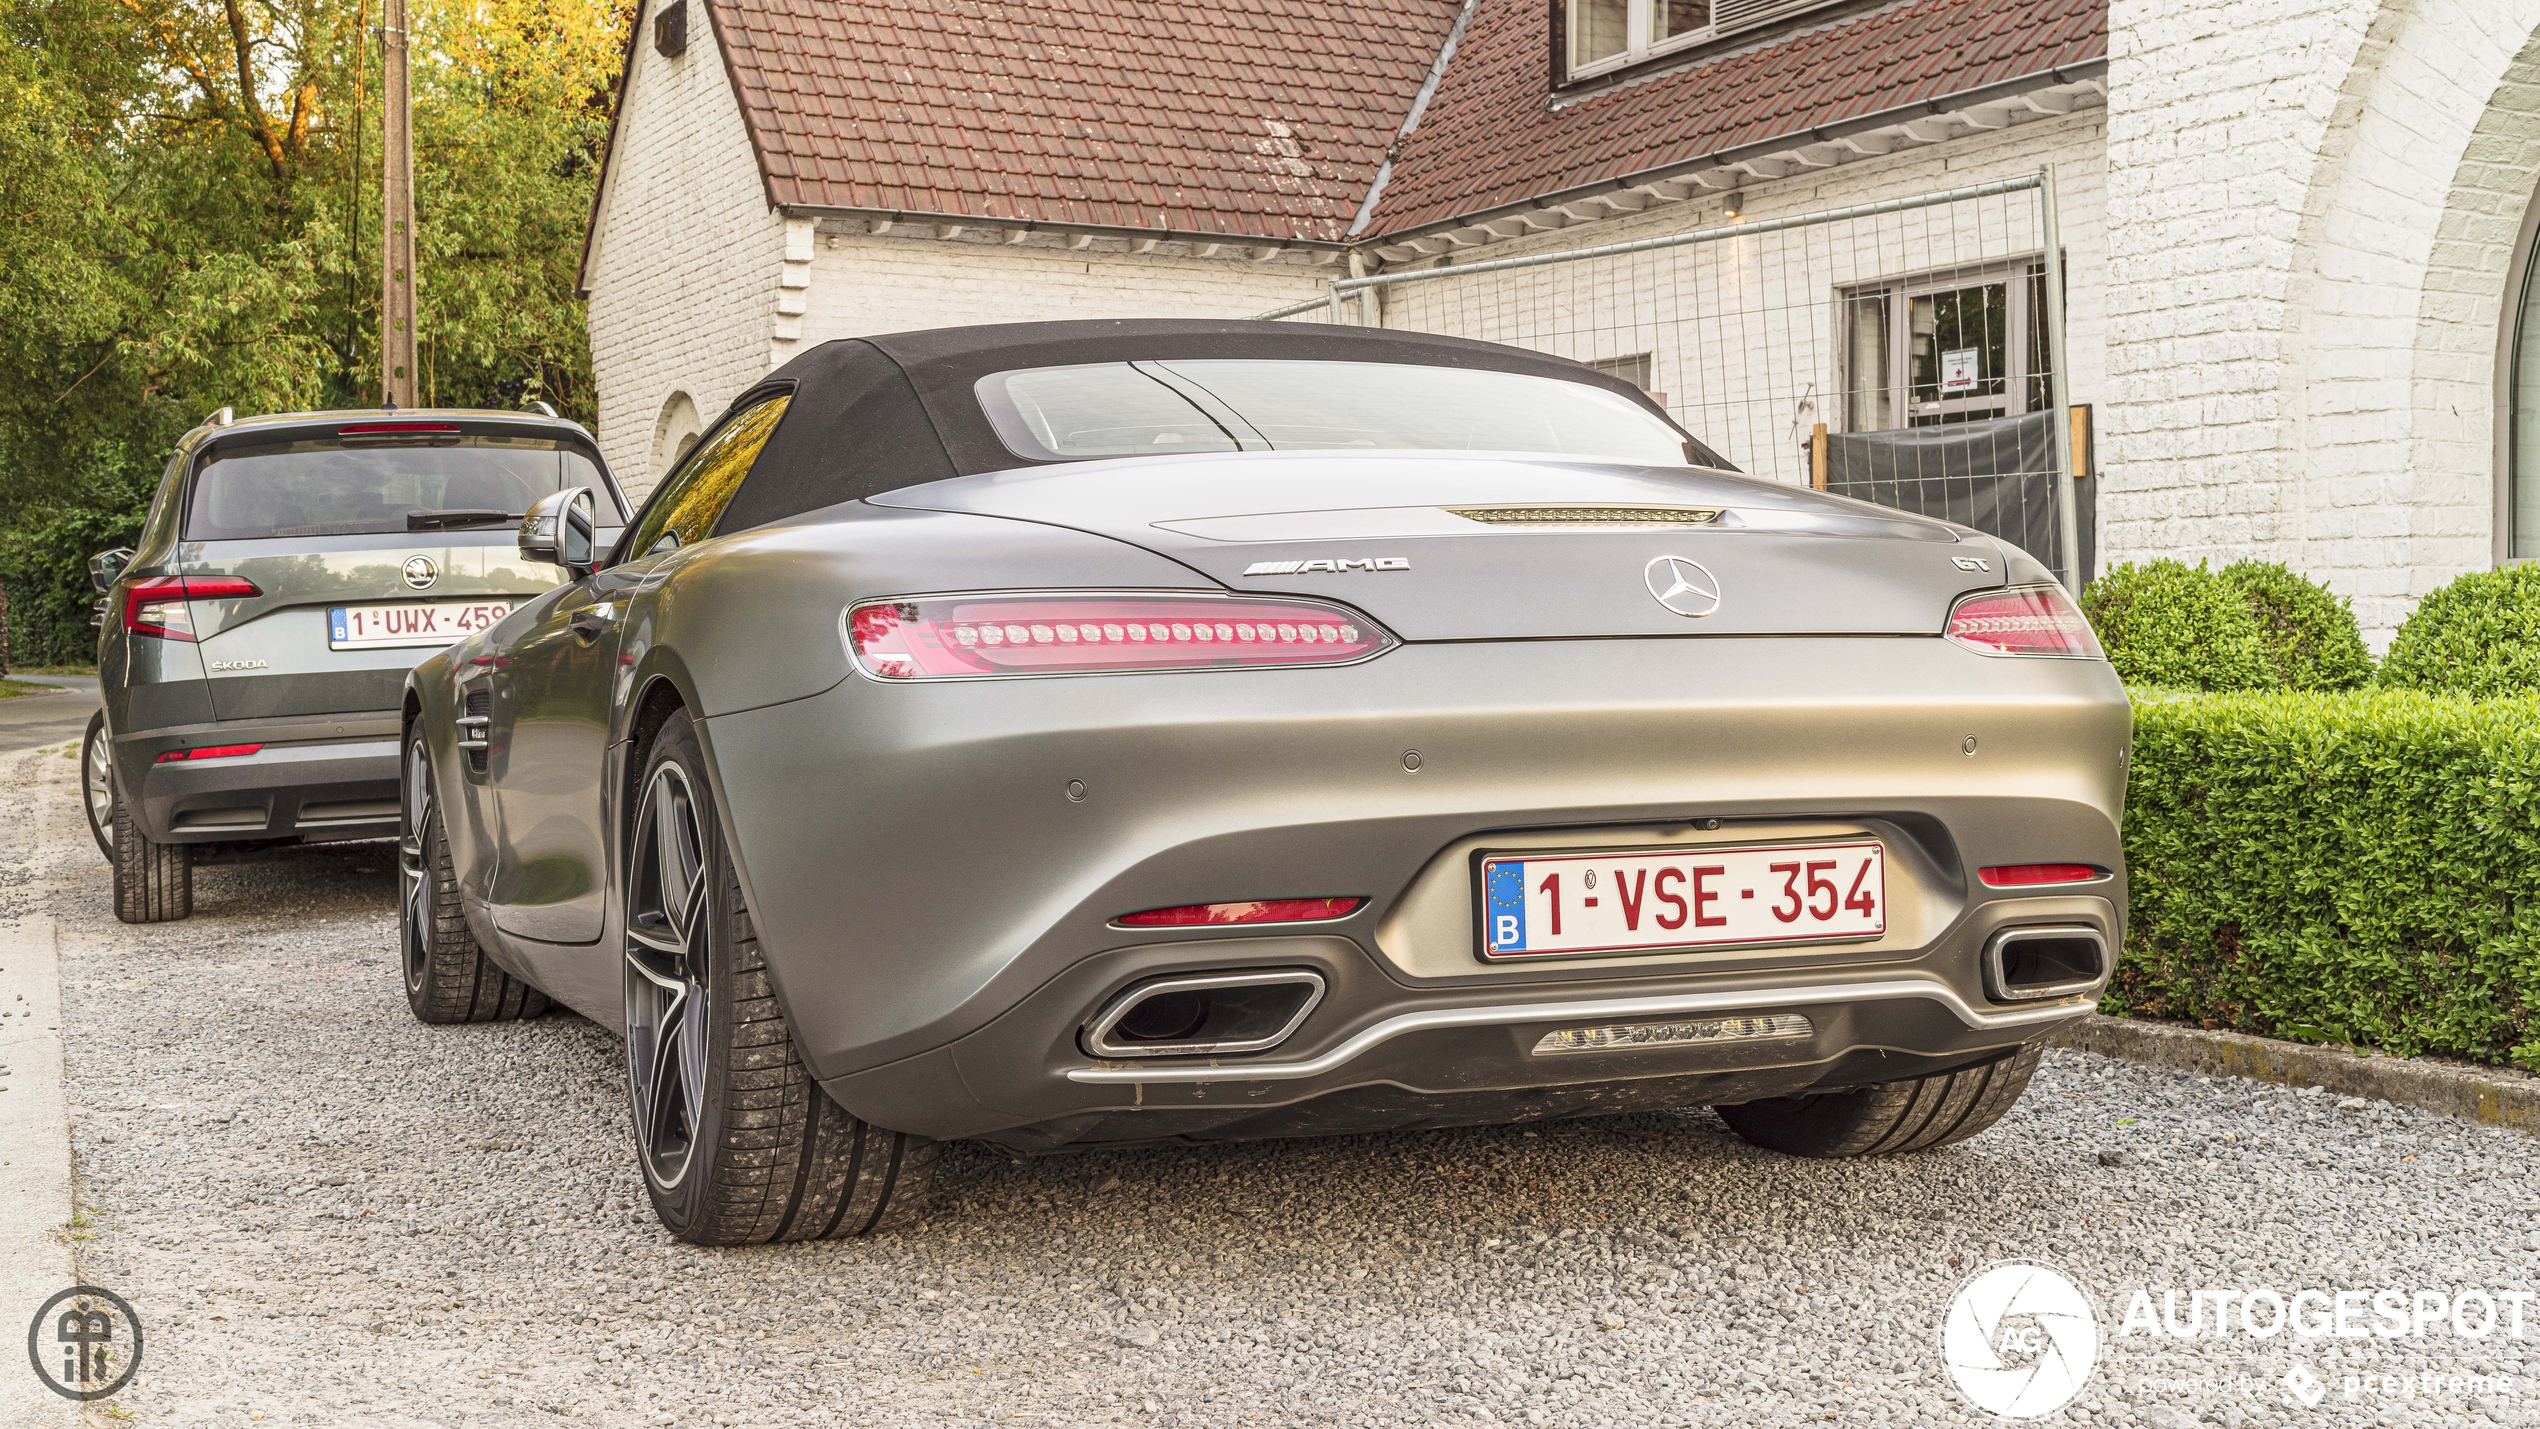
184, 432, 615, 540
976, 360, 1693, 466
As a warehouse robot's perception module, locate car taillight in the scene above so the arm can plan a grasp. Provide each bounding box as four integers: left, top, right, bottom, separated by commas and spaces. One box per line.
843, 593, 1396, 680
123, 575, 261, 641
156, 743, 263, 763
338, 421, 462, 448
1946, 584, 2103, 658
1113, 898, 1365, 928
1978, 864, 2104, 887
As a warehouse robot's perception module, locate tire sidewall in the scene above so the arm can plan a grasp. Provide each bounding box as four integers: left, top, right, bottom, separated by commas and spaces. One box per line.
400, 730, 437, 1007
632, 713, 744, 1237
81, 711, 114, 861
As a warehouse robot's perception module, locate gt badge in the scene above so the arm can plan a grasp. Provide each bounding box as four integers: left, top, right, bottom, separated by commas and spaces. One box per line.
1951, 556, 1991, 572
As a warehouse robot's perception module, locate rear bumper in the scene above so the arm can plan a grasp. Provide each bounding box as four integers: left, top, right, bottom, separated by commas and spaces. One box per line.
115, 710, 401, 843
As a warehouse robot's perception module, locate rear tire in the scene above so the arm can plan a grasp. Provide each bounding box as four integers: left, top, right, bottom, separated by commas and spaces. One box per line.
109, 763, 190, 924
400, 730, 549, 1023
1712, 1045, 2043, 1157
624, 710, 936, 1244
81, 711, 115, 862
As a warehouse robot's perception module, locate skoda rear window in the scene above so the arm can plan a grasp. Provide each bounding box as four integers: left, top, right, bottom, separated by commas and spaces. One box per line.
976, 360, 1692, 465
184, 429, 614, 540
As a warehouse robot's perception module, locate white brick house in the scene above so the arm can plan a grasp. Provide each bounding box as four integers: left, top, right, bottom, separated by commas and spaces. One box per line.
586, 0, 2540, 638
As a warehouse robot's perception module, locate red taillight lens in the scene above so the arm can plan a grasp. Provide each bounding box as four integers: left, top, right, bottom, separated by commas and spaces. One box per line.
844, 593, 1395, 680
1113, 898, 1365, 928
156, 743, 263, 764
338, 421, 462, 447
1946, 584, 2103, 658
1978, 864, 2104, 887
122, 575, 262, 641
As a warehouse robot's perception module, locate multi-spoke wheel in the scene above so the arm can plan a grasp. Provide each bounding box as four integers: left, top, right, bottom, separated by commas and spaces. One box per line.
623, 709, 936, 1244
399, 726, 548, 1024
80, 710, 115, 860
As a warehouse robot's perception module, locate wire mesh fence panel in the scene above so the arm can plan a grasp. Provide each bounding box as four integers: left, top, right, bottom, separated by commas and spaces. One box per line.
1262, 173, 2081, 585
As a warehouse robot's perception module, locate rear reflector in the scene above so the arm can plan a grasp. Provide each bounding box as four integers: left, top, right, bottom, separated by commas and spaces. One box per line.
123, 575, 262, 641
1945, 584, 2103, 658
1113, 897, 1365, 928
845, 593, 1395, 680
1978, 863, 2104, 887
1533, 1013, 1813, 1056
157, 743, 263, 764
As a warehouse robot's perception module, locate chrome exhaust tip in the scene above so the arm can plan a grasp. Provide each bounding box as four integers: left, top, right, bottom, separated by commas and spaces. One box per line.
1082, 970, 1327, 1059
1982, 925, 2108, 1002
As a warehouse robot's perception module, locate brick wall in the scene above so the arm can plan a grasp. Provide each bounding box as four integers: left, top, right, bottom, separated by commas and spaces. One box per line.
584, 0, 787, 498
2105, 0, 2540, 643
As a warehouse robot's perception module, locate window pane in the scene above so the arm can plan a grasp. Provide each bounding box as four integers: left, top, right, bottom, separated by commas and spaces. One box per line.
1656, 0, 1710, 41
187, 437, 604, 540
984, 365, 1237, 459
2514, 244, 2540, 559
1843, 292, 1892, 431
626, 395, 791, 558
1573, 0, 1628, 64
1161, 361, 1690, 463
1908, 281, 2010, 425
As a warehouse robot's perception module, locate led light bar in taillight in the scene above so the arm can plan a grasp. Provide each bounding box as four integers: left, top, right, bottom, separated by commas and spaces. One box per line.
1978, 864, 2105, 887
338, 421, 462, 447
1946, 584, 2104, 658
156, 743, 263, 764
844, 593, 1396, 680
123, 575, 262, 641
1112, 898, 1366, 928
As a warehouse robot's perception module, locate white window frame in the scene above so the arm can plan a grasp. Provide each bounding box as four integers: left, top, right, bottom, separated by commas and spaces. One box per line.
1837, 255, 2053, 434
1568, 0, 1712, 81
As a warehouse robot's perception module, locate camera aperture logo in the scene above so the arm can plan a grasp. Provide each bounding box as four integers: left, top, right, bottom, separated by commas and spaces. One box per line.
26, 1285, 143, 1402
1944, 1260, 2100, 1418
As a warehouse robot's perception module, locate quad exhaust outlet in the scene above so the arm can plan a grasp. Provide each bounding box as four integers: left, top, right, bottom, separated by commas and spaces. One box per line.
1082, 970, 1327, 1059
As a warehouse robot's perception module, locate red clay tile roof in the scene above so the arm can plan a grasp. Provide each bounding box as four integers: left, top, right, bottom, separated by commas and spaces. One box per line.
1361, 0, 2106, 239
705, 0, 1464, 243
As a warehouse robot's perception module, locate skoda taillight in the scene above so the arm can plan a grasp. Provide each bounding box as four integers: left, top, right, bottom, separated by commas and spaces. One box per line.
123, 575, 261, 641
1945, 585, 2103, 658
843, 593, 1396, 680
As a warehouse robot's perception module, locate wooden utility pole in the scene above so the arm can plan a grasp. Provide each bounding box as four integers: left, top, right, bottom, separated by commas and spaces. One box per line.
379, 0, 418, 408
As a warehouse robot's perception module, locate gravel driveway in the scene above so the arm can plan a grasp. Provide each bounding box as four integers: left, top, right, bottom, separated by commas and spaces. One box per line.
5, 744, 2535, 1429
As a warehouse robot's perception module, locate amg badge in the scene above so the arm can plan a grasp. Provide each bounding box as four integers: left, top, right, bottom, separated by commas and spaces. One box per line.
1242, 557, 1410, 576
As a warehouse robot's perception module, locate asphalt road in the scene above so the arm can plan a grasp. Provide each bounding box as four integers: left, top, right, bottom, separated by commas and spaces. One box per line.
4, 746, 2537, 1428
0, 675, 97, 758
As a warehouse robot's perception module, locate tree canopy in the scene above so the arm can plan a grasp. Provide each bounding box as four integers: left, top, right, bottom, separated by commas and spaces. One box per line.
0, 0, 629, 663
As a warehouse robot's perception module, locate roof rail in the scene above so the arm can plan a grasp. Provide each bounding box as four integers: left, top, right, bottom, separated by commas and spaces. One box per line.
206, 406, 235, 428
526, 399, 559, 419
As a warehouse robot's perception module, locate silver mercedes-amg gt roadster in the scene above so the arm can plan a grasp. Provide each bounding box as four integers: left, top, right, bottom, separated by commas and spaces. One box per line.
402, 320, 2128, 1244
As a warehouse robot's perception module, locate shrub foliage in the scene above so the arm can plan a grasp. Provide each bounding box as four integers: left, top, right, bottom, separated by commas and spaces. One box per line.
2218, 559, 2373, 692
2079, 560, 2277, 692
2112, 690, 2540, 1071
2378, 563, 2540, 699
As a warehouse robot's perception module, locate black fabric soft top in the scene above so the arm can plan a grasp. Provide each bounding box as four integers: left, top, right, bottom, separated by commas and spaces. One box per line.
711, 319, 1727, 538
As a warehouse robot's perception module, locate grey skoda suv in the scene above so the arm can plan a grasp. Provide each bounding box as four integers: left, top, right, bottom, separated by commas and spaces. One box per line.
84, 407, 628, 922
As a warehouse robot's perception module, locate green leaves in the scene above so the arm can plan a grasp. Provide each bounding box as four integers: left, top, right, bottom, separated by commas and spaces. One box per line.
2220, 559, 2375, 692
2080, 559, 2279, 692
2378, 563, 2540, 699
2111, 689, 2540, 1073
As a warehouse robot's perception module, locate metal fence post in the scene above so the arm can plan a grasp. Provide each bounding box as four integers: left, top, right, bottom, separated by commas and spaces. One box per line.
1327, 280, 1343, 324
2038, 163, 2081, 594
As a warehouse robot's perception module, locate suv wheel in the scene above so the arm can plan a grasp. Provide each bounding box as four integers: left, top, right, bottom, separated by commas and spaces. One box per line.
109, 755, 190, 924
400, 731, 548, 1023
81, 711, 114, 861
1713, 1045, 2043, 1157
624, 710, 936, 1244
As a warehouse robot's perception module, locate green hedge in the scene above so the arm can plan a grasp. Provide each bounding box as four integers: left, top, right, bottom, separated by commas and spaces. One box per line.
2220, 559, 2373, 692
2080, 560, 2277, 692
2378, 562, 2540, 698
2113, 689, 2540, 1071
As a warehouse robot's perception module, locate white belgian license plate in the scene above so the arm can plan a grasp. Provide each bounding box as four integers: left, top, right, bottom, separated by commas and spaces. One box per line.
1479, 840, 1885, 959
328, 600, 513, 650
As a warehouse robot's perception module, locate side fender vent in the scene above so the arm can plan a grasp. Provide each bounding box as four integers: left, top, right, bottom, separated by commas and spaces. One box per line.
459, 688, 492, 775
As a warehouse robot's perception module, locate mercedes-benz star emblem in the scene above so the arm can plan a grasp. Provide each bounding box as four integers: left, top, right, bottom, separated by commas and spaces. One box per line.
1643, 555, 1721, 618
402, 555, 439, 590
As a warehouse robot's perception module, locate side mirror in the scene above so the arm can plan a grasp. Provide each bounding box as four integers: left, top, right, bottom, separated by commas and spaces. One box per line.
89, 547, 135, 595
520, 487, 598, 579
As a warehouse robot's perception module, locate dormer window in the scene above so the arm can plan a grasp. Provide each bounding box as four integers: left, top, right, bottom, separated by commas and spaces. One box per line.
1566, 0, 1834, 81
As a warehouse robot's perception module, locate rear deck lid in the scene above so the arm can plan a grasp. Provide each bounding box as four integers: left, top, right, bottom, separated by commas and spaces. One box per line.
870, 452, 2009, 640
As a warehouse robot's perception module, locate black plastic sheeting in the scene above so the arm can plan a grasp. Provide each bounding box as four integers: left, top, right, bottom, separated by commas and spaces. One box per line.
1822, 410, 2094, 583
